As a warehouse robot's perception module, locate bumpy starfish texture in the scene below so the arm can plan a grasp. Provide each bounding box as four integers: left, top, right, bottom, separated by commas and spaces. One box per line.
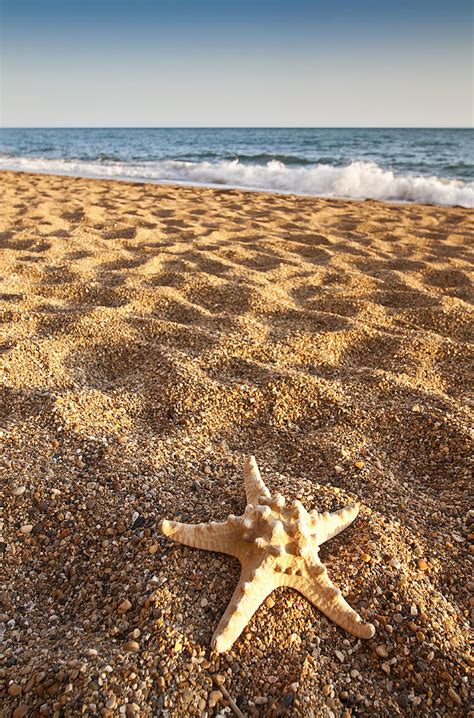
161, 456, 375, 653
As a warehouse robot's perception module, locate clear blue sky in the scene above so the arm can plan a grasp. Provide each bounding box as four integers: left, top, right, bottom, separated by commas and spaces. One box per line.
1, 0, 472, 127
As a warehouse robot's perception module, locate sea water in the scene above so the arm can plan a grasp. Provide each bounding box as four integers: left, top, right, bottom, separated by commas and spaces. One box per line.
0, 127, 472, 207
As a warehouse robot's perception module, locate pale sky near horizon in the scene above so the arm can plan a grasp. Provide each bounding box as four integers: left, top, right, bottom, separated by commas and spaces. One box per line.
1, 0, 473, 128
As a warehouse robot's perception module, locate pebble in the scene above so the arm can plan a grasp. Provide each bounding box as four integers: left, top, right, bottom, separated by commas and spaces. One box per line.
200, 597, 209, 608
13, 707, 29, 718
448, 687, 462, 705
12, 485, 26, 496
208, 690, 222, 708
118, 599, 132, 614
389, 558, 401, 570
20, 525, 33, 534
148, 543, 159, 555
417, 559, 428, 571
440, 671, 453, 683
255, 696, 268, 705
125, 641, 140, 652
376, 645, 389, 658
8, 683, 22, 697
289, 632, 300, 645
354, 460, 365, 469
106, 695, 117, 709
265, 596, 275, 608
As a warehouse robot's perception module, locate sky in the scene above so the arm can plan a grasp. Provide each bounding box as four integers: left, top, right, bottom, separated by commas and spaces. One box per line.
0, 0, 472, 127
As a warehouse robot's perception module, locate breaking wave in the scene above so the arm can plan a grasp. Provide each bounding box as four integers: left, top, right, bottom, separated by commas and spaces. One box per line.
0, 155, 472, 207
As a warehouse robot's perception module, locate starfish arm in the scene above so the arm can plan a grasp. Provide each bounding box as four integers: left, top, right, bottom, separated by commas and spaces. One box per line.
244, 455, 271, 506
160, 518, 241, 557
211, 559, 276, 653
314, 504, 360, 545
286, 565, 375, 639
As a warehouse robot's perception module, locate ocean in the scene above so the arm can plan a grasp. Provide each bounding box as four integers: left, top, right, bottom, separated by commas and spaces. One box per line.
0, 127, 473, 207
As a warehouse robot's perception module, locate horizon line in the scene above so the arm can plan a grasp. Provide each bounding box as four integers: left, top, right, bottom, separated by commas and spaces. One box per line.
1, 125, 473, 131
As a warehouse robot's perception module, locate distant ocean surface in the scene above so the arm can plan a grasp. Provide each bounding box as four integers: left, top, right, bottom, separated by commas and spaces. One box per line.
1, 127, 473, 207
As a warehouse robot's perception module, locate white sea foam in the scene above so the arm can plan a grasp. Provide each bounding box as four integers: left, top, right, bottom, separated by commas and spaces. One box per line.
0, 155, 473, 207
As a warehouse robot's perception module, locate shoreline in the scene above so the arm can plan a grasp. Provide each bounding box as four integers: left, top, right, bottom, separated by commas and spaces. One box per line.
1, 170, 472, 716
1, 168, 471, 211
1, 165, 472, 210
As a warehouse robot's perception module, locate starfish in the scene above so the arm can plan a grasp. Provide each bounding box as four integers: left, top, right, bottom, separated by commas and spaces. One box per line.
161, 456, 375, 653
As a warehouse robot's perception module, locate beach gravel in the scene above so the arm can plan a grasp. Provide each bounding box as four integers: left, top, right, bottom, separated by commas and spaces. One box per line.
0, 171, 472, 716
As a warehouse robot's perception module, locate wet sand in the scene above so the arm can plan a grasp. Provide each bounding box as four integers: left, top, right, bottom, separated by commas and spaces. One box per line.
1, 170, 472, 717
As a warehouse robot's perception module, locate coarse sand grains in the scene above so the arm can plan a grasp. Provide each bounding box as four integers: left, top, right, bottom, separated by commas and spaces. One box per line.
1, 171, 472, 717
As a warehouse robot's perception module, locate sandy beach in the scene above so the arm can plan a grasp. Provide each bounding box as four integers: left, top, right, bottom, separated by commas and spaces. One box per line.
1, 170, 472, 717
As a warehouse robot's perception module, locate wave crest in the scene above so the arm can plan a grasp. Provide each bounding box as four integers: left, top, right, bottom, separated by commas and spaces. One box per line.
0, 155, 472, 207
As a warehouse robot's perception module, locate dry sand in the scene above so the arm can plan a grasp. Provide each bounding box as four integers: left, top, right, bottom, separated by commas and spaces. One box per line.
1, 170, 472, 717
